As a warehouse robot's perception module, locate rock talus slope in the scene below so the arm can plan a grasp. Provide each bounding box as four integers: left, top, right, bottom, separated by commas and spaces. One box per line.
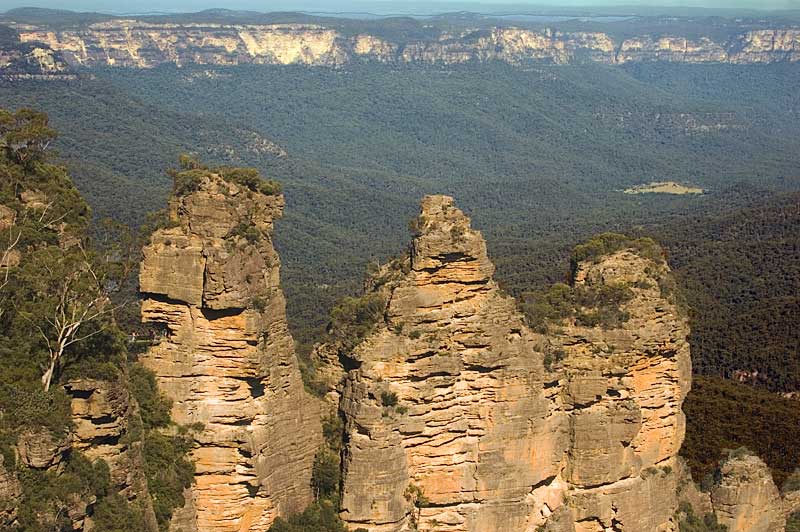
331, 195, 693, 532
138, 173, 321, 532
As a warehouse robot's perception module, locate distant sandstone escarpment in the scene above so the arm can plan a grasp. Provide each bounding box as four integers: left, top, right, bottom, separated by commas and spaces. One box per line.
7, 21, 800, 68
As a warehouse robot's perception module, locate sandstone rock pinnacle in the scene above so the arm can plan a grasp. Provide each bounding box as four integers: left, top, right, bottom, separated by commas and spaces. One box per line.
710, 453, 786, 532
331, 195, 693, 532
139, 171, 322, 532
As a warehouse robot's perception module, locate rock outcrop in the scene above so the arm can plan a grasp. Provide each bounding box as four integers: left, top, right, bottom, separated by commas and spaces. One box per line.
15, 427, 71, 469
324, 196, 692, 532
710, 453, 786, 532
0, 25, 74, 79
336, 195, 568, 531
138, 171, 322, 532
65, 378, 159, 530
553, 245, 691, 532
7, 20, 800, 69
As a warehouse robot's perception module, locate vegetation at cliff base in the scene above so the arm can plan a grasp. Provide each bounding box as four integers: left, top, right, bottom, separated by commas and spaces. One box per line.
270, 414, 347, 532
128, 363, 196, 530
268, 499, 347, 532
681, 376, 800, 487
0, 108, 193, 531
787, 512, 800, 532
676, 502, 727, 532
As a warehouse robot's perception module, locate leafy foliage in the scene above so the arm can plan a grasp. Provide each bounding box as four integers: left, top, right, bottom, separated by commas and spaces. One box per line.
277, 412, 347, 531
645, 191, 800, 392
0, 108, 58, 168
520, 279, 635, 332
143, 430, 195, 529
327, 293, 387, 353
681, 376, 800, 487
787, 512, 800, 532
126, 362, 194, 531
128, 363, 172, 430
1, 59, 800, 529
571, 233, 664, 271
14, 451, 143, 532
169, 154, 281, 197
676, 502, 728, 532
0, 106, 120, 432
783, 470, 800, 495
312, 449, 340, 500
268, 499, 347, 532
0, 109, 192, 531
92, 494, 149, 532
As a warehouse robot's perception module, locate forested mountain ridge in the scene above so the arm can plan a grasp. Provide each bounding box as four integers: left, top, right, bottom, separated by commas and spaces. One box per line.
1, 9, 800, 70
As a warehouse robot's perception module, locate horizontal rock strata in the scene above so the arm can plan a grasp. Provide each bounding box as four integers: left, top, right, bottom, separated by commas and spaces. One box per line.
139, 172, 321, 532
328, 195, 693, 532
8, 22, 800, 68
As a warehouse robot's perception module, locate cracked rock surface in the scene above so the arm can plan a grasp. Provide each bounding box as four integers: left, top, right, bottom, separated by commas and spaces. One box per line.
330, 195, 692, 532
139, 173, 321, 532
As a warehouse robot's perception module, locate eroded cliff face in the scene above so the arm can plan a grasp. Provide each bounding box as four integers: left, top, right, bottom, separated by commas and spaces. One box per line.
9, 21, 800, 68
336, 195, 568, 531
710, 454, 786, 532
0, 40, 74, 79
138, 173, 321, 532
65, 377, 159, 530
322, 196, 692, 532
553, 249, 691, 532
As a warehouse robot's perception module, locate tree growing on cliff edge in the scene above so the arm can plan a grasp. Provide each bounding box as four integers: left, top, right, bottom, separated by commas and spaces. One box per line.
15, 243, 119, 391
0, 107, 196, 531
0, 107, 129, 391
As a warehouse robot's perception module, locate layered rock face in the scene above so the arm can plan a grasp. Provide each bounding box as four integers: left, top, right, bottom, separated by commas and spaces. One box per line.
9, 21, 800, 68
329, 196, 692, 532
7, 378, 158, 531
138, 173, 321, 531
65, 377, 158, 529
337, 196, 568, 531
553, 249, 691, 532
710, 454, 786, 532
0, 43, 73, 79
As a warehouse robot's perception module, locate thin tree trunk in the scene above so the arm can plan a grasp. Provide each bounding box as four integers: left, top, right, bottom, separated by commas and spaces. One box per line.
41, 354, 57, 392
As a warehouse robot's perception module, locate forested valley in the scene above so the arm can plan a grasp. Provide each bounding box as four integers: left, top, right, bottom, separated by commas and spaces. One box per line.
1, 59, 799, 489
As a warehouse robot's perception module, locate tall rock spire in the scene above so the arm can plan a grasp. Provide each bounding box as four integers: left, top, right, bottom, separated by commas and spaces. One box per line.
338, 195, 568, 531
139, 171, 321, 532
335, 196, 693, 532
